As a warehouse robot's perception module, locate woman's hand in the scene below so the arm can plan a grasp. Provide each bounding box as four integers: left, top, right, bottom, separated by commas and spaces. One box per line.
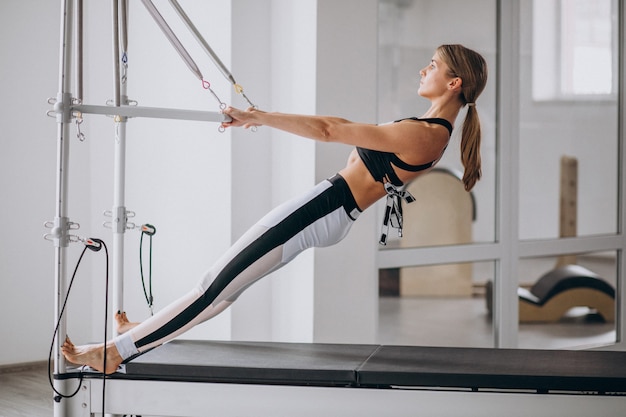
221, 106, 263, 130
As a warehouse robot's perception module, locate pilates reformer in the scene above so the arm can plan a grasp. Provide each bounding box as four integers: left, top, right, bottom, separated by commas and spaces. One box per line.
47, 2, 626, 417
58, 339, 626, 416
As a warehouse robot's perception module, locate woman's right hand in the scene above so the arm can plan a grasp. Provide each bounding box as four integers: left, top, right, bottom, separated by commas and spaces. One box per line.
221, 106, 263, 130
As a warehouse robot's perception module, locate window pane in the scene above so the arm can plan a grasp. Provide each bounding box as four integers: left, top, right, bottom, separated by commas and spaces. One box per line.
522, 0, 619, 240
517, 253, 616, 349
379, 261, 494, 348
561, 0, 614, 95
532, 0, 616, 100
377, 0, 497, 247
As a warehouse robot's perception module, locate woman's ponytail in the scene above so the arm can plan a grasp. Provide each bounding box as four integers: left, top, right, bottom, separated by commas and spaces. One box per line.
460, 105, 482, 191
437, 45, 488, 192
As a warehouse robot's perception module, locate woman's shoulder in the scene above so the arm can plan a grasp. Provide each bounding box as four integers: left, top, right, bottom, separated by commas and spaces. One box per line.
394, 117, 453, 136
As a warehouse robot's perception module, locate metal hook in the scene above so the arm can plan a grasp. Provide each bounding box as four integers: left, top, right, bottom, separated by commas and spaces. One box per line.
202, 79, 227, 112
121, 52, 129, 85
75, 112, 86, 141
241, 92, 256, 110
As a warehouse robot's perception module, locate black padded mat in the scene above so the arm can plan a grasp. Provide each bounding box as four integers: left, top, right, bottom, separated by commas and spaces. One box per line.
357, 345, 626, 392
124, 340, 379, 386
118, 340, 626, 393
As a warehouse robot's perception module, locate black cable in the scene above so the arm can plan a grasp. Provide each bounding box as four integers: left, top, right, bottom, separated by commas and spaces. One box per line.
99, 239, 109, 417
47, 237, 109, 415
48, 246, 89, 401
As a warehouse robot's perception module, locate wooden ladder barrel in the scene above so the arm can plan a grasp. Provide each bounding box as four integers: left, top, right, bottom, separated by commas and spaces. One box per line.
398, 168, 476, 297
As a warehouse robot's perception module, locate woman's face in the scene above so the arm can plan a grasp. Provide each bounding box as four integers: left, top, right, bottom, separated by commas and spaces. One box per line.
418, 51, 456, 99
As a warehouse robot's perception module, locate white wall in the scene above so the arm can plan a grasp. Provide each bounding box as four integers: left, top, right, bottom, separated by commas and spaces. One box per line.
313, 0, 379, 343
0, 0, 237, 366
0, 0, 90, 366
231, 0, 380, 343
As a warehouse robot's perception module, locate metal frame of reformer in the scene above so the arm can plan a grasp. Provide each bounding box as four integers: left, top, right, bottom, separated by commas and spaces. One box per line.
58, 379, 626, 417
48, 1, 228, 416
49, 1, 626, 417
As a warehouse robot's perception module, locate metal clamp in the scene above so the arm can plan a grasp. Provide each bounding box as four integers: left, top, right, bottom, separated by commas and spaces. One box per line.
103, 208, 136, 232
43, 217, 80, 248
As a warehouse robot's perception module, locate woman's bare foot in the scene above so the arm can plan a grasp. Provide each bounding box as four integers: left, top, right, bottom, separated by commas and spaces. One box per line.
61, 337, 123, 375
115, 311, 140, 334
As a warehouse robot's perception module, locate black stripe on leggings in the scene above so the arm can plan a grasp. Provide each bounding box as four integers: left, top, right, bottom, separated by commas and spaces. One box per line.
135, 182, 345, 349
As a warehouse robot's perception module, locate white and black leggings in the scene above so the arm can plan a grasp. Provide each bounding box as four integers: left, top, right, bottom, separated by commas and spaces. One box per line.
114, 174, 361, 360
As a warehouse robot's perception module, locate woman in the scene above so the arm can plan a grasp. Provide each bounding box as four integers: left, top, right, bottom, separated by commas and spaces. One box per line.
62, 44, 487, 374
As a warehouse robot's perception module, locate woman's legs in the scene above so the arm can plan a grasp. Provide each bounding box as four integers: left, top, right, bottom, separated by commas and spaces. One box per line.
63, 223, 281, 373
62, 175, 360, 373
115, 223, 283, 359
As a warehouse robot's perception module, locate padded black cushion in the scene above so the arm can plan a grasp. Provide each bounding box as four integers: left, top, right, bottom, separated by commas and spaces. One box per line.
113, 340, 626, 393
123, 340, 379, 386
357, 345, 626, 393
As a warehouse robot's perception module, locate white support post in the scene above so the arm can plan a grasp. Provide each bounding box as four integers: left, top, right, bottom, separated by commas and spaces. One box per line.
618, 0, 626, 345
52, 0, 74, 416
111, 118, 127, 337
48, 1, 231, 414
111, 0, 127, 337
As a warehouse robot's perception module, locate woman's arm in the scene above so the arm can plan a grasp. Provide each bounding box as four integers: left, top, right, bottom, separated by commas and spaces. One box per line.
222, 106, 353, 141
221, 106, 447, 157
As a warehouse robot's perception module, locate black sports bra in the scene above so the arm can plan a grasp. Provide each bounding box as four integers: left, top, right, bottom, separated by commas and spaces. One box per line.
356, 117, 453, 186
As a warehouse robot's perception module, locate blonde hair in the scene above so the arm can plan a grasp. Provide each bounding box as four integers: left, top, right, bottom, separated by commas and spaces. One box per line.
437, 44, 488, 191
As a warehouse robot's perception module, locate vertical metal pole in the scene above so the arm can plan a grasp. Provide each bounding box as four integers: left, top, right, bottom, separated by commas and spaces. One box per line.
53, 0, 74, 415
494, 0, 520, 348
107, 3, 127, 416
617, 0, 626, 345
111, 0, 126, 338
75, 0, 83, 102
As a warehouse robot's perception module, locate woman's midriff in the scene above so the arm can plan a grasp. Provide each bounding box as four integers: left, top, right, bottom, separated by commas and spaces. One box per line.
339, 148, 434, 210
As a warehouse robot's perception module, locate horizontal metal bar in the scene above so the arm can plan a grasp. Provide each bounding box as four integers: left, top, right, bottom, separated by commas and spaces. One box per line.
519, 234, 626, 258
377, 234, 626, 269
72, 104, 228, 122
377, 242, 502, 269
